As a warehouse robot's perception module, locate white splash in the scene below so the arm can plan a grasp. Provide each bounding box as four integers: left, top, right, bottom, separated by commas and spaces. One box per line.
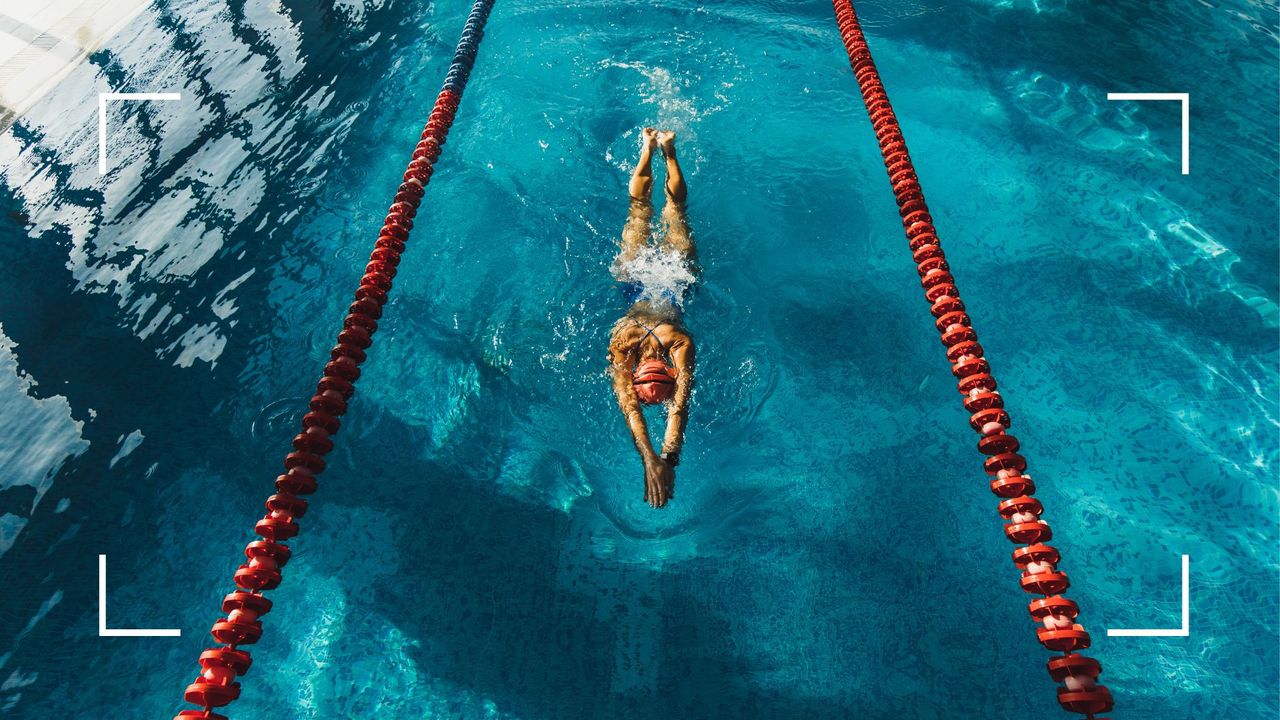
612, 244, 696, 310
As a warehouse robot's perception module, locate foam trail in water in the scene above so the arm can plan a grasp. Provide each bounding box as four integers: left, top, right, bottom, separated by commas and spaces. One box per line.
611, 244, 697, 310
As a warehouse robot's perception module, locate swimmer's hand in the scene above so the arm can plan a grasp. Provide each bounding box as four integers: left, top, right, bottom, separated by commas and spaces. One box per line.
643, 453, 674, 509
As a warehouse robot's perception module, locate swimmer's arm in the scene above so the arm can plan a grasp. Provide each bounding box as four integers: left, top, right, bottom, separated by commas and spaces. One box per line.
610, 344, 658, 461
662, 338, 695, 457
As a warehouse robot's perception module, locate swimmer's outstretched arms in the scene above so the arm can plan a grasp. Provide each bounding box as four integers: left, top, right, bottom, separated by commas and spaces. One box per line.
607, 128, 696, 509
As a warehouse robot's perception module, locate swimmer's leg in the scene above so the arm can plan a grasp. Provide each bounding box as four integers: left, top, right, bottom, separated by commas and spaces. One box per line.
629, 128, 658, 203
657, 130, 686, 206
618, 128, 657, 266
656, 130, 695, 263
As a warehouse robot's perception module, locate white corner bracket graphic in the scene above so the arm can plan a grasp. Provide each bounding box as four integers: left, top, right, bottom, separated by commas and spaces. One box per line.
97, 92, 182, 174
1106, 92, 1190, 175
98, 554, 181, 637
1106, 554, 1190, 637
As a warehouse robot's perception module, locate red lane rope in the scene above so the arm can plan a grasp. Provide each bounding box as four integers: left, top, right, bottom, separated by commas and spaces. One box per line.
173, 2, 494, 717
830, 2, 1114, 716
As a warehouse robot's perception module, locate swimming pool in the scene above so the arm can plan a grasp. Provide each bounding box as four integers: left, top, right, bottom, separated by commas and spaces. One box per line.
0, 0, 1276, 717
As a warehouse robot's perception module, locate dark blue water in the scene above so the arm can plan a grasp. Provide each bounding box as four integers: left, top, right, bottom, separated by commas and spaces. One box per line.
0, 0, 1276, 717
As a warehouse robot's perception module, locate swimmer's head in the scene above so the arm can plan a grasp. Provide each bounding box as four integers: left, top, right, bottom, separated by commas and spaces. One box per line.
632, 358, 676, 404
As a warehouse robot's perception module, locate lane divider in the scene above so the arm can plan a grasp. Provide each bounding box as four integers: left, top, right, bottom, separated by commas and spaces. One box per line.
172, 1, 496, 717
829, 2, 1114, 716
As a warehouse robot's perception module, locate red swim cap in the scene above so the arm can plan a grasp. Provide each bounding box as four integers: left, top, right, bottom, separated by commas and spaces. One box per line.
633, 358, 676, 404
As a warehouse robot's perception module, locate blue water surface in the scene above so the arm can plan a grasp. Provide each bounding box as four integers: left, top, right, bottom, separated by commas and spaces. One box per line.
0, 1, 1276, 718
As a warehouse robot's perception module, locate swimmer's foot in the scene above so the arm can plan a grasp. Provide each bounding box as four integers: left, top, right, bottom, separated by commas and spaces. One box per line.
656, 129, 676, 156
641, 127, 657, 150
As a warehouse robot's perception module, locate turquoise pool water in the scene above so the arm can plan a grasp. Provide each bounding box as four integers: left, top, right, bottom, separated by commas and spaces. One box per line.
0, 0, 1276, 717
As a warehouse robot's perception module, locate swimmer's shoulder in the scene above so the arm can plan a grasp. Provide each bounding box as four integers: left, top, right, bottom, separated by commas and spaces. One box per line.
610, 315, 641, 338
659, 321, 692, 347
609, 320, 647, 354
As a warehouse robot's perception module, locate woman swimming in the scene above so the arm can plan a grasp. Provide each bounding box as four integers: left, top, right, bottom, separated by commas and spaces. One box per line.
607, 128, 696, 509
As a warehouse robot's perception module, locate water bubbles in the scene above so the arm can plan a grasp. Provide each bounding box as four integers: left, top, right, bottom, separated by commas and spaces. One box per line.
610, 245, 696, 310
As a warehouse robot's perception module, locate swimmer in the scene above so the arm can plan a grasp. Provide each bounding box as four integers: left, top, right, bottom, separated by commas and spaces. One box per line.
607, 128, 696, 509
